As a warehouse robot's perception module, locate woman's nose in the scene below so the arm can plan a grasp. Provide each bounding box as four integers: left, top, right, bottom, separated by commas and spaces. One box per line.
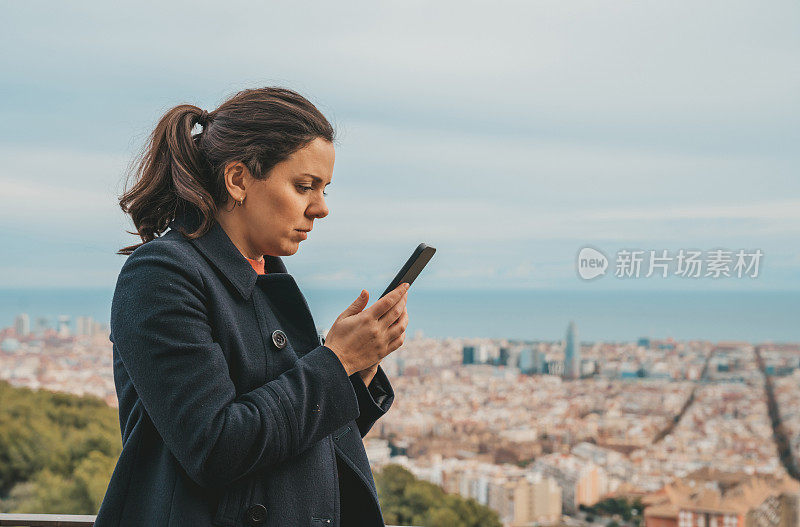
308, 197, 329, 219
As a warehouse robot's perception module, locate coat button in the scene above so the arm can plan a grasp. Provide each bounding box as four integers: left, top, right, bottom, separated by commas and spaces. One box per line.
319, 334, 326, 346
246, 504, 267, 526
271, 329, 287, 350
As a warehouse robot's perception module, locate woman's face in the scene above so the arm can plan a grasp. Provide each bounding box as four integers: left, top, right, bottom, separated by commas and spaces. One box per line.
230, 137, 335, 258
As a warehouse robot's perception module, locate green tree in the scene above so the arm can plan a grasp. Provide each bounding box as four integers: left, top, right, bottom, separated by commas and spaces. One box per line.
426, 508, 460, 527
73, 450, 117, 511
0, 381, 121, 514
375, 464, 502, 527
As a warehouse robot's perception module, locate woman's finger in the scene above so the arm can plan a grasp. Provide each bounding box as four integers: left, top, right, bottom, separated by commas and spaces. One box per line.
387, 331, 406, 353
378, 292, 407, 325
366, 283, 409, 320
387, 308, 408, 341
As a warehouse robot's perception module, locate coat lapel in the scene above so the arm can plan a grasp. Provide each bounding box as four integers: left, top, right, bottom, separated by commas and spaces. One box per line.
169, 206, 261, 300
169, 207, 319, 351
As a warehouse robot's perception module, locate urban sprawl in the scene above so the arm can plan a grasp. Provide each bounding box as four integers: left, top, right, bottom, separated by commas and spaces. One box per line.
2, 314, 800, 526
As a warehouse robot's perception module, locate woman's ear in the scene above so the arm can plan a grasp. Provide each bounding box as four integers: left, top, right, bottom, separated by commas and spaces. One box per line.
223, 161, 250, 202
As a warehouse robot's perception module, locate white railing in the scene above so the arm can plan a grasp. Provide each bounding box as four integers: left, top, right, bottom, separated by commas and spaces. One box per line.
0, 513, 410, 527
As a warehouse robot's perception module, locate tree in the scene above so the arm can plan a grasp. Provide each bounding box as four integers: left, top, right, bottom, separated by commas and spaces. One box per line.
0, 381, 121, 514
375, 464, 502, 527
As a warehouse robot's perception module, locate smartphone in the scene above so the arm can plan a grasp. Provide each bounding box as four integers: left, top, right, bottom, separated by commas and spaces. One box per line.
379, 243, 436, 298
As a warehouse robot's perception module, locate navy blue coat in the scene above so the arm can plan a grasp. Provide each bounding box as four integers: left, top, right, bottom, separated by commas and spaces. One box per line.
96, 208, 394, 527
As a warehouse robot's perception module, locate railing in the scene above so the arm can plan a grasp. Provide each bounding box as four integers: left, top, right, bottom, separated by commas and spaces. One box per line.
0, 515, 95, 526
0, 514, 407, 527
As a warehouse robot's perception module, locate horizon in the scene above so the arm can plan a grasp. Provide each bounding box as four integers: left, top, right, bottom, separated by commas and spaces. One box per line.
2, 287, 798, 343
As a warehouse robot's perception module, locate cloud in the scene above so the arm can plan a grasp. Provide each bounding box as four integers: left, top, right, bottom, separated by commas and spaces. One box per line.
0, 146, 131, 241
2, 1, 799, 153
0, 1, 798, 288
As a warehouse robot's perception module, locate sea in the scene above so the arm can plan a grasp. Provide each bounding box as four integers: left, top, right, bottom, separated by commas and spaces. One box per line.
1, 288, 798, 344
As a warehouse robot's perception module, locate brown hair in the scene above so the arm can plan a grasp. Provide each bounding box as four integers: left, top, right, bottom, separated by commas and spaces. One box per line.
117, 87, 335, 255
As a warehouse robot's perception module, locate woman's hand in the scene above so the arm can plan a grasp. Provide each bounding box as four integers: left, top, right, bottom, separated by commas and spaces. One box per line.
325, 283, 410, 376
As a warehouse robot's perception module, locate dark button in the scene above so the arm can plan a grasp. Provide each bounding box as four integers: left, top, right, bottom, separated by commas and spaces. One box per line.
246, 504, 267, 526
271, 329, 287, 350
319, 334, 326, 346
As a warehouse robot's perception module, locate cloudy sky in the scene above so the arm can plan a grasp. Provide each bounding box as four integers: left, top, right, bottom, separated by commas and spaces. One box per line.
1, 0, 798, 293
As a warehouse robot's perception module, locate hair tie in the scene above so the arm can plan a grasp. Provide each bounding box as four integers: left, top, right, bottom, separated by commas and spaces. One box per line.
197, 110, 209, 126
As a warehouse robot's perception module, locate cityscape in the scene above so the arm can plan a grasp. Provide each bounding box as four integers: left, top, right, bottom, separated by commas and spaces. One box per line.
2, 311, 799, 526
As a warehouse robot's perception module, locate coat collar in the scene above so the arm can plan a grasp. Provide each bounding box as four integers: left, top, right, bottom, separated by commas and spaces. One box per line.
168, 206, 288, 301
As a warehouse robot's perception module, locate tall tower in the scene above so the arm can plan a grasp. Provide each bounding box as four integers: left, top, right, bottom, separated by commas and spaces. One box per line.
462, 345, 476, 365
14, 313, 30, 337
57, 315, 71, 337
564, 321, 579, 379
518, 347, 534, 374
498, 346, 510, 366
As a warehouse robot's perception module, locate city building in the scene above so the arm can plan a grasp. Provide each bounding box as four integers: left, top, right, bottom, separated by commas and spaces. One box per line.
518, 347, 536, 374
498, 346, 510, 366
643, 472, 800, 527
534, 453, 607, 514
564, 321, 579, 379
463, 345, 476, 365
512, 472, 562, 526
14, 313, 30, 337
57, 315, 71, 338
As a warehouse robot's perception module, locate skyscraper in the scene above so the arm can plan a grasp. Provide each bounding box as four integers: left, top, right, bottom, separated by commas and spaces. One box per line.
462, 345, 476, 365
518, 347, 535, 374
57, 315, 71, 337
14, 313, 30, 337
76, 316, 94, 337
533, 346, 546, 374
498, 346, 510, 366
564, 321, 579, 379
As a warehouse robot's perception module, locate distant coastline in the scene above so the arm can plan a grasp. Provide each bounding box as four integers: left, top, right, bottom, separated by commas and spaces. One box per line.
1, 288, 798, 343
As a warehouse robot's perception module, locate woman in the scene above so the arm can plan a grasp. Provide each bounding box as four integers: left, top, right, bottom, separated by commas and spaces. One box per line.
96, 87, 408, 527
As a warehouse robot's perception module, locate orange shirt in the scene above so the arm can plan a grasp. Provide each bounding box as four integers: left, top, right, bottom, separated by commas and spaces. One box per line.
245, 256, 266, 275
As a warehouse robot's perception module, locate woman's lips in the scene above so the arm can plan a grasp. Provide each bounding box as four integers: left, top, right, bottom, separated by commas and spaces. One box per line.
295, 230, 308, 240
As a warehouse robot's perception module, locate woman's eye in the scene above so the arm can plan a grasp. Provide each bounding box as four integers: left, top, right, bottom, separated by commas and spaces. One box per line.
297, 184, 327, 197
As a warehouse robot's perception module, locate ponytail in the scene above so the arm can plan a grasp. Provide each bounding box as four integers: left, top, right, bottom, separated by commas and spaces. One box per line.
117, 88, 335, 255
117, 105, 215, 255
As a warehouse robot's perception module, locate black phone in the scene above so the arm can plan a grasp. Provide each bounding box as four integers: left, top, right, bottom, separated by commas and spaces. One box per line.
379, 243, 436, 299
